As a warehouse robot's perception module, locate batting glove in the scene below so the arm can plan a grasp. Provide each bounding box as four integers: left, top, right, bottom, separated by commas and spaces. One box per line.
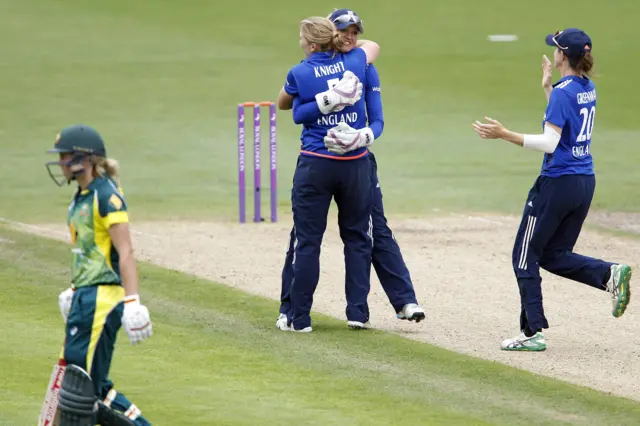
315, 71, 363, 115
324, 122, 374, 154
122, 294, 153, 345
58, 287, 74, 323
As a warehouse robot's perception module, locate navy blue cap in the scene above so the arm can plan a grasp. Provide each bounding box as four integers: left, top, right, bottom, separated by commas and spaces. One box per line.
545, 28, 592, 59
328, 9, 364, 33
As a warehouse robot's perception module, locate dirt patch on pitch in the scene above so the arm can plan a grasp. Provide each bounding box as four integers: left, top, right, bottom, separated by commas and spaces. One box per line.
27, 213, 640, 401
589, 212, 640, 235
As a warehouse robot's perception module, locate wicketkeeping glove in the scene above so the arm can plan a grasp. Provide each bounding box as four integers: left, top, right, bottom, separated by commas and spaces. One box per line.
324, 122, 374, 154
315, 71, 363, 115
58, 287, 74, 323
122, 294, 153, 345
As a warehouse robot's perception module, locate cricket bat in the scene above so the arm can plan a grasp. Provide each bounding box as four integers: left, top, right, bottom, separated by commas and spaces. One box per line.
38, 359, 66, 426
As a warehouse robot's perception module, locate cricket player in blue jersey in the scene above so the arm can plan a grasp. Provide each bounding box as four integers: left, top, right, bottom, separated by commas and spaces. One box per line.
276, 8, 425, 331
473, 28, 632, 351
275, 16, 379, 332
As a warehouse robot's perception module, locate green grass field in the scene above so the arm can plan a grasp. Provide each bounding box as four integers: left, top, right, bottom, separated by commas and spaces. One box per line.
2, 226, 640, 425
0, 0, 639, 222
1, 0, 640, 424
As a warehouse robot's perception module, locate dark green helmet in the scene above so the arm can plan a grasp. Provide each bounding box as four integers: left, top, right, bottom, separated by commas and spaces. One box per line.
46, 124, 107, 186
47, 124, 107, 157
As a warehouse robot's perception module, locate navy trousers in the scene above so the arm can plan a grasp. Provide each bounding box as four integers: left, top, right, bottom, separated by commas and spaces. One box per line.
287, 154, 374, 330
512, 174, 612, 333
280, 153, 418, 322
367, 153, 418, 311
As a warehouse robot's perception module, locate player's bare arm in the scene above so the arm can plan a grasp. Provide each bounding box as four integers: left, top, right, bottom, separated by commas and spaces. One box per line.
542, 54, 553, 102
109, 222, 138, 296
357, 39, 380, 63
472, 118, 562, 154
277, 87, 294, 110
109, 221, 152, 345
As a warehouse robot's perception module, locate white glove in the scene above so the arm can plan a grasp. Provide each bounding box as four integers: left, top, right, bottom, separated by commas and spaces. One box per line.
324, 122, 374, 154
122, 294, 153, 345
58, 287, 74, 323
315, 71, 363, 115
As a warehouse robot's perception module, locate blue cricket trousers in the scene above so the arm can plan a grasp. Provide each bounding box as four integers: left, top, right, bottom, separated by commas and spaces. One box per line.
287, 154, 373, 330
367, 152, 418, 312
512, 174, 612, 333
279, 153, 417, 321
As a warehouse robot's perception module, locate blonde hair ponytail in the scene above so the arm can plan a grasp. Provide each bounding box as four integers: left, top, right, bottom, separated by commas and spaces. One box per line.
92, 156, 121, 186
300, 17, 343, 53
331, 30, 345, 52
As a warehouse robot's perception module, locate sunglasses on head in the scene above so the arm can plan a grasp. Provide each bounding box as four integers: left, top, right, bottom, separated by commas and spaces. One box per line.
332, 11, 362, 26
551, 30, 568, 50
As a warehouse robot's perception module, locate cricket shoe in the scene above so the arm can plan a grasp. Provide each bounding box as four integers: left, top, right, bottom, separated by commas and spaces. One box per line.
501, 332, 546, 351
276, 313, 290, 331
396, 303, 426, 322
347, 320, 371, 330
606, 264, 632, 318
276, 314, 313, 332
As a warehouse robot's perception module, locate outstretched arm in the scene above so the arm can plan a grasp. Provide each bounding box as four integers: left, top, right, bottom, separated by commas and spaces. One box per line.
472, 88, 567, 154
472, 118, 562, 153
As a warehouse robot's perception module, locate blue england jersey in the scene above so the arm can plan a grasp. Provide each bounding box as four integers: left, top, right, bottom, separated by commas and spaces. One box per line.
283, 48, 369, 159
541, 75, 596, 177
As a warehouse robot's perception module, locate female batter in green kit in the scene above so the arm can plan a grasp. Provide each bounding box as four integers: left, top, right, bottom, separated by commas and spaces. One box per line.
45, 124, 153, 425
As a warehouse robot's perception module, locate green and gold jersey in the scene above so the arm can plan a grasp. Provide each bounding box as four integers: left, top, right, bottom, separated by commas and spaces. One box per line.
67, 176, 129, 288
